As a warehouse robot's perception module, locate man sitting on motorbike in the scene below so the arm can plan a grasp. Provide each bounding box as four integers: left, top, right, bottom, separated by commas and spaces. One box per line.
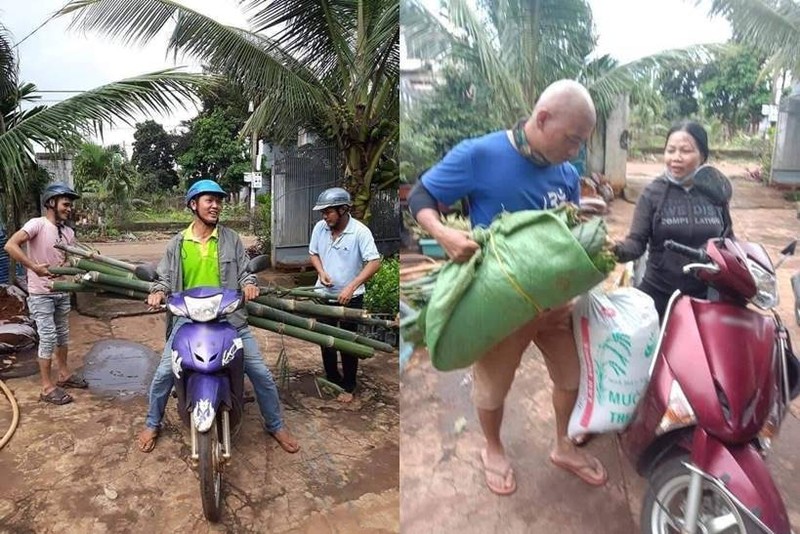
136, 179, 300, 454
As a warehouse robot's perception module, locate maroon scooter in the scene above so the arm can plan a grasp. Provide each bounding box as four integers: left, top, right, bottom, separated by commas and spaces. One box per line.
622, 237, 800, 534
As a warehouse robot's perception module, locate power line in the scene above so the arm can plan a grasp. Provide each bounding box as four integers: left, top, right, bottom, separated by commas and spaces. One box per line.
13, 1, 73, 49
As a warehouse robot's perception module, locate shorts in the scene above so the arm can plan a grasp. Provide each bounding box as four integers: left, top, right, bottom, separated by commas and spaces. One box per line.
27, 293, 71, 359
472, 301, 580, 410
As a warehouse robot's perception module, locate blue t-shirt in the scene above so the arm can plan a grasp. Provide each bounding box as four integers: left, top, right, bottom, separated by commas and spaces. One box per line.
421, 131, 581, 227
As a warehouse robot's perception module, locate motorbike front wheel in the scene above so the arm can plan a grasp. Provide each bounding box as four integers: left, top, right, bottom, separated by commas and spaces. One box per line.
198, 419, 223, 522
641, 454, 759, 534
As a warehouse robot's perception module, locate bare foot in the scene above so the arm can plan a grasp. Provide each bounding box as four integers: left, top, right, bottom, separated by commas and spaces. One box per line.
549, 439, 607, 486
480, 448, 516, 495
336, 392, 354, 403
270, 428, 300, 453
137, 427, 159, 453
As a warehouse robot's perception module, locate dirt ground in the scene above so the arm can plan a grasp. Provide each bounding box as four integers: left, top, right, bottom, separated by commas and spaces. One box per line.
400, 160, 800, 533
0, 238, 399, 533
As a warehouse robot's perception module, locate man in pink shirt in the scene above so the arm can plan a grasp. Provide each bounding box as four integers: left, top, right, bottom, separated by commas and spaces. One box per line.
4, 183, 87, 405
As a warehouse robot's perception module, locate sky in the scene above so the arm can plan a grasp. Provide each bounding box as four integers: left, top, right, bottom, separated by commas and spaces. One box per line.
3, 0, 732, 152
588, 0, 730, 63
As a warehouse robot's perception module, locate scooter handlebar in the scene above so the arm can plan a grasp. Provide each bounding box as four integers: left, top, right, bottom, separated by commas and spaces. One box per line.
664, 240, 710, 263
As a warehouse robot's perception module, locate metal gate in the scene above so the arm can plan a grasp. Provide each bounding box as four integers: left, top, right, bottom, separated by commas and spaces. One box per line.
271, 144, 399, 268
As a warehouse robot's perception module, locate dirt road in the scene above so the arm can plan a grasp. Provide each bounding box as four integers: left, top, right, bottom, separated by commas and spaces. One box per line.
400, 163, 800, 533
0, 239, 399, 533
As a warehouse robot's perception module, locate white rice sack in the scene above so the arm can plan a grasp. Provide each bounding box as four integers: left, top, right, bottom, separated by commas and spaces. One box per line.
568, 287, 660, 438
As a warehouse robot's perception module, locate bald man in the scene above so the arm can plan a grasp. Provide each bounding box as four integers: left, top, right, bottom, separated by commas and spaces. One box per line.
409, 79, 607, 495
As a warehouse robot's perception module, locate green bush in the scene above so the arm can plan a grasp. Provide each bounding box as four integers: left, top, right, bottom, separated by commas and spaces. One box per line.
365, 256, 399, 315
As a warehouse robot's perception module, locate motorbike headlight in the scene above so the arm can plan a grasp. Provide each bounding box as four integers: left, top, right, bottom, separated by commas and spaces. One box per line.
220, 297, 241, 316
747, 259, 778, 310
183, 294, 223, 322
167, 303, 187, 317
657, 380, 696, 435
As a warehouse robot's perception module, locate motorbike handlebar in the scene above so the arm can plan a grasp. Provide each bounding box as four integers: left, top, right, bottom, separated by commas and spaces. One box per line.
664, 240, 710, 263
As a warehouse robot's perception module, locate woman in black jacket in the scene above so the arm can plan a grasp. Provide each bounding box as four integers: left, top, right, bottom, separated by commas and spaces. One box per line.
613, 121, 734, 321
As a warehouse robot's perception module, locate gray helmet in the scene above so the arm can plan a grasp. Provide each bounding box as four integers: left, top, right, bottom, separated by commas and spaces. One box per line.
42, 182, 80, 207
313, 187, 352, 211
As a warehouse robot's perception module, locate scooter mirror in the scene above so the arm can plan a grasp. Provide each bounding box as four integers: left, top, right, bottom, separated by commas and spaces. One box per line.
693, 165, 733, 206
134, 263, 158, 282
781, 240, 797, 257
246, 254, 271, 274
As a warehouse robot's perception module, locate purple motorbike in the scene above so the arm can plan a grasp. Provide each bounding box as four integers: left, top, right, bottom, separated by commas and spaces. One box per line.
136, 255, 270, 522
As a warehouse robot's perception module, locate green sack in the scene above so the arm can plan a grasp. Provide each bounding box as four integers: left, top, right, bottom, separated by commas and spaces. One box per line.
424, 208, 606, 371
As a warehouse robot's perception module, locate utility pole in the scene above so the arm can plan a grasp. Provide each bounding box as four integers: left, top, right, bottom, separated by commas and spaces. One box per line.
250, 132, 258, 234
248, 99, 258, 234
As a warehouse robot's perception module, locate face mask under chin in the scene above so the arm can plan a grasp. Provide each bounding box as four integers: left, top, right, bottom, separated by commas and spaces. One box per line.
665, 166, 700, 185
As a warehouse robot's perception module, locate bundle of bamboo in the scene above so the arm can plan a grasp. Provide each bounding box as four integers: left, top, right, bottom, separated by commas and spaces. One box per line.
51, 244, 397, 358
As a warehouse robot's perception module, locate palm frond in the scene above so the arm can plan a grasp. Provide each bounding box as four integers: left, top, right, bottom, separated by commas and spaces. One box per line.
0, 23, 17, 103
61, 0, 338, 135
587, 44, 721, 119
60, 0, 180, 47
0, 69, 210, 191
700, 0, 800, 72
240, 0, 355, 80
400, 0, 456, 60
448, 0, 527, 120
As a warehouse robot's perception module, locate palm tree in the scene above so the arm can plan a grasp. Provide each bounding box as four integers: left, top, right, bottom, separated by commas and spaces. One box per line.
402, 0, 713, 122
701, 0, 800, 76
0, 23, 210, 232
59, 0, 399, 221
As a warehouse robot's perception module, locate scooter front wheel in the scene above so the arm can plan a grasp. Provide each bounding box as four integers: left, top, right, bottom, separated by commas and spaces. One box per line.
641, 454, 759, 534
198, 420, 223, 522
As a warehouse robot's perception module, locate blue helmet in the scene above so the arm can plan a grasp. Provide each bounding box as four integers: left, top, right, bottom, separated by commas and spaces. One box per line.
186, 179, 226, 206
42, 182, 80, 206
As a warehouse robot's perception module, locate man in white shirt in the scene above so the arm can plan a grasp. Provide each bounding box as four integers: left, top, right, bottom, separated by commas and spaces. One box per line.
309, 187, 381, 402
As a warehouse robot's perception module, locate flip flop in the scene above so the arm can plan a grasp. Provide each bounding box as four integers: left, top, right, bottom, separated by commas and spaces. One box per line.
549, 453, 608, 487
571, 433, 594, 447
269, 430, 300, 454
336, 392, 355, 403
137, 429, 159, 453
56, 374, 88, 389
39, 387, 73, 405
481, 449, 517, 496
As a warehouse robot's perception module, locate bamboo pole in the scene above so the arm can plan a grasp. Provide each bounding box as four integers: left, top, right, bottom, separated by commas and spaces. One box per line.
268, 287, 339, 300
246, 302, 395, 353
246, 316, 374, 359
83, 271, 152, 293
82, 281, 150, 301
54, 243, 137, 272
254, 295, 396, 328
315, 376, 346, 395
69, 258, 134, 278
52, 281, 97, 293
52, 280, 150, 301
49, 267, 86, 276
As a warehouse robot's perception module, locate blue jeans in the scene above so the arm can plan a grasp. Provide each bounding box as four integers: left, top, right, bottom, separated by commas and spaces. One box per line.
145, 319, 284, 433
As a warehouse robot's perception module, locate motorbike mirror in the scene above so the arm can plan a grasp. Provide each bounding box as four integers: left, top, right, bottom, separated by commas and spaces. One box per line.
246, 254, 271, 274
693, 165, 733, 206
781, 240, 797, 257
134, 263, 158, 282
